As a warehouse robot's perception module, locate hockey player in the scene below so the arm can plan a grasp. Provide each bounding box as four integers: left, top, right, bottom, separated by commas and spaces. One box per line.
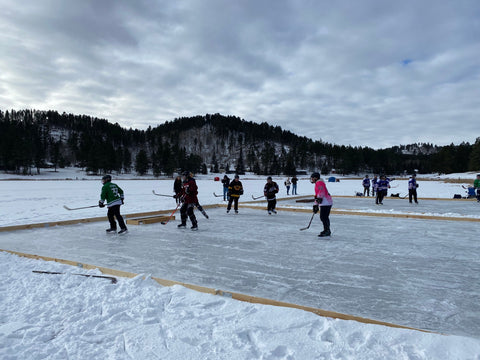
264, 176, 279, 214
408, 174, 419, 204
99, 175, 128, 234
177, 171, 199, 230
371, 175, 378, 197
474, 174, 480, 202
375, 175, 390, 205
362, 175, 371, 196
311, 172, 333, 237
227, 174, 243, 213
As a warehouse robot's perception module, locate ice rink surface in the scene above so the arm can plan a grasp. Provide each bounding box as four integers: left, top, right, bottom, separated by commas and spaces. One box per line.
1, 197, 479, 338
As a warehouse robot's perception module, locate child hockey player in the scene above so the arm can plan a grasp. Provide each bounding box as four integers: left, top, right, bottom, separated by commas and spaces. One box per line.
99, 175, 128, 234
264, 176, 279, 214
311, 172, 333, 237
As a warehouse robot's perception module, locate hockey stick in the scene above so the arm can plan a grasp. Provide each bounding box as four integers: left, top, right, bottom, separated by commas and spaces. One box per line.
252, 195, 264, 200
161, 202, 182, 225
152, 190, 174, 198
63, 204, 98, 211
195, 204, 209, 219
300, 213, 315, 231
213, 192, 223, 197
33, 270, 117, 284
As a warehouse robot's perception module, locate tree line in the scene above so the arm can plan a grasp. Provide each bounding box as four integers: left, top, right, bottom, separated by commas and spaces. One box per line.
1, 109, 479, 176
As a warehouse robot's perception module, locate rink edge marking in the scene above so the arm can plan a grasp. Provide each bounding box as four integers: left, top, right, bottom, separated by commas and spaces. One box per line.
238, 205, 480, 222
1, 248, 436, 335
0, 205, 220, 232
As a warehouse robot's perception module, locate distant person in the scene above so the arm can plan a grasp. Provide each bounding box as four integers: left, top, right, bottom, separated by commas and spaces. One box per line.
284, 177, 291, 195
362, 175, 370, 196
264, 176, 279, 214
371, 175, 378, 198
474, 174, 480, 202
408, 174, 419, 204
221, 175, 230, 201
291, 175, 298, 195
227, 174, 243, 214
173, 175, 183, 204
375, 175, 390, 205
177, 171, 199, 230
311, 172, 333, 237
98, 175, 128, 234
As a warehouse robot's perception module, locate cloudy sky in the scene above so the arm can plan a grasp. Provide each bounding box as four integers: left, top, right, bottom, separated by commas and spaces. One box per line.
1, 0, 479, 148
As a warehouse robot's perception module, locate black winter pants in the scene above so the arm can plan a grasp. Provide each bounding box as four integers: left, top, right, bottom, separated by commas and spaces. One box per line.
107, 205, 126, 230
319, 205, 332, 231
180, 203, 197, 225
267, 198, 277, 212
227, 197, 239, 211
409, 189, 418, 203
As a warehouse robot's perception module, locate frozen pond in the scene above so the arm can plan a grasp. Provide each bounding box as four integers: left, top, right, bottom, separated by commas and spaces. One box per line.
1, 205, 479, 339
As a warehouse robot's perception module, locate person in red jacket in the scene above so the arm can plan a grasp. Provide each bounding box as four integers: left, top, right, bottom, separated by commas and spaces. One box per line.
177, 171, 199, 230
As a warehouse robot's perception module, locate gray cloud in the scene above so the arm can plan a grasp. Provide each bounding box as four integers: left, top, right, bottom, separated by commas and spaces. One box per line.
1, 0, 479, 148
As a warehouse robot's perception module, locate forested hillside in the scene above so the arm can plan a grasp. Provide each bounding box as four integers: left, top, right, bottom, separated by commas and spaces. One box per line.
1, 109, 479, 176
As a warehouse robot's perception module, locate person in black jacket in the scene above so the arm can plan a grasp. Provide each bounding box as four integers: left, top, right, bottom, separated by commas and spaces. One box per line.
226, 175, 243, 213
173, 175, 183, 204
264, 176, 279, 214
221, 175, 230, 201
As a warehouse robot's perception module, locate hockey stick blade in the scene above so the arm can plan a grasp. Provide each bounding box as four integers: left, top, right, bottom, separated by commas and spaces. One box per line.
252, 195, 264, 200
299, 213, 315, 231
213, 192, 223, 197
152, 190, 174, 197
63, 204, 98, 211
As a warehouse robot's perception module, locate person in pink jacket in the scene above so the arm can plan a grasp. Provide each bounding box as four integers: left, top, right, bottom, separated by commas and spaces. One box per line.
311, 172, 333, 237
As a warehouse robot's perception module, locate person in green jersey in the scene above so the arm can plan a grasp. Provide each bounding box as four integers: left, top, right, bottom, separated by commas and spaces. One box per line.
474, 174, 480, 202
99, 175, 128, 234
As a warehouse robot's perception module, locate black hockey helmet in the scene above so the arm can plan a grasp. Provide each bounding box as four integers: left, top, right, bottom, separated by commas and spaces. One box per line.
102, 174, 112, 183
234, 174, 240, 179
310, 172, 320, 180
267, 176, 272, 181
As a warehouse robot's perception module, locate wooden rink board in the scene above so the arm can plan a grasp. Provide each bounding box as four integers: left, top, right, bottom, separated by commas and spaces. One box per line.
126, 215, 174, 225
0, 248, 434, 334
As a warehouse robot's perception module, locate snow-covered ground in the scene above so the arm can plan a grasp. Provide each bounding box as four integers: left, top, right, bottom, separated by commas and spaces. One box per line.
1, 168, 480, 359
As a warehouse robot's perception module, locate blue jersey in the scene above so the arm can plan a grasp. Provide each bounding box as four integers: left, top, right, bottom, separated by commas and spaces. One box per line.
362, 178, 370, 187
408, 178, 417, 190
377, 179, 390, 191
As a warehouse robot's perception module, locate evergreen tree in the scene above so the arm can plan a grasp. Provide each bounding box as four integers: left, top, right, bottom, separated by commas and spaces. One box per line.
135, 150, 149, 175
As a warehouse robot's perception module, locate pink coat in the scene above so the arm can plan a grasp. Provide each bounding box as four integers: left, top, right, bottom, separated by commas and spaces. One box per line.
314, 180, 333, 206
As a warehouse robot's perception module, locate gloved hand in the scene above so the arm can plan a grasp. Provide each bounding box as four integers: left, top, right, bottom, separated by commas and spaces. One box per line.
121, 198, 124, 205
313, 204, 319, 214
315, 197, 323, 204
98, 201, 105, 208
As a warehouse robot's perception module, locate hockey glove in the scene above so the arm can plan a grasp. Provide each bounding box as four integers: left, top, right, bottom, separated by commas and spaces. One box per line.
98, 201, 105, 208
313, 204, 319, 214
315, 197, 323, 204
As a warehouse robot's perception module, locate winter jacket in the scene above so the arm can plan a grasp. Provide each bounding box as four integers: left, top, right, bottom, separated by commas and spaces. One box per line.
228, 180, 243, 198
264, 182, 279, 200
222, 176, 230, 188
474, 179, 480, 189
100, 182, 124, 207
180, 177, 198, 204
314, 180, 333, 206
408, 178, 418, 190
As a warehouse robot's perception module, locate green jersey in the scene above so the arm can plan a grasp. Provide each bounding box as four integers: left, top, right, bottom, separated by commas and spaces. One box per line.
474, 179, 480, 189
100, 182, 124, 207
